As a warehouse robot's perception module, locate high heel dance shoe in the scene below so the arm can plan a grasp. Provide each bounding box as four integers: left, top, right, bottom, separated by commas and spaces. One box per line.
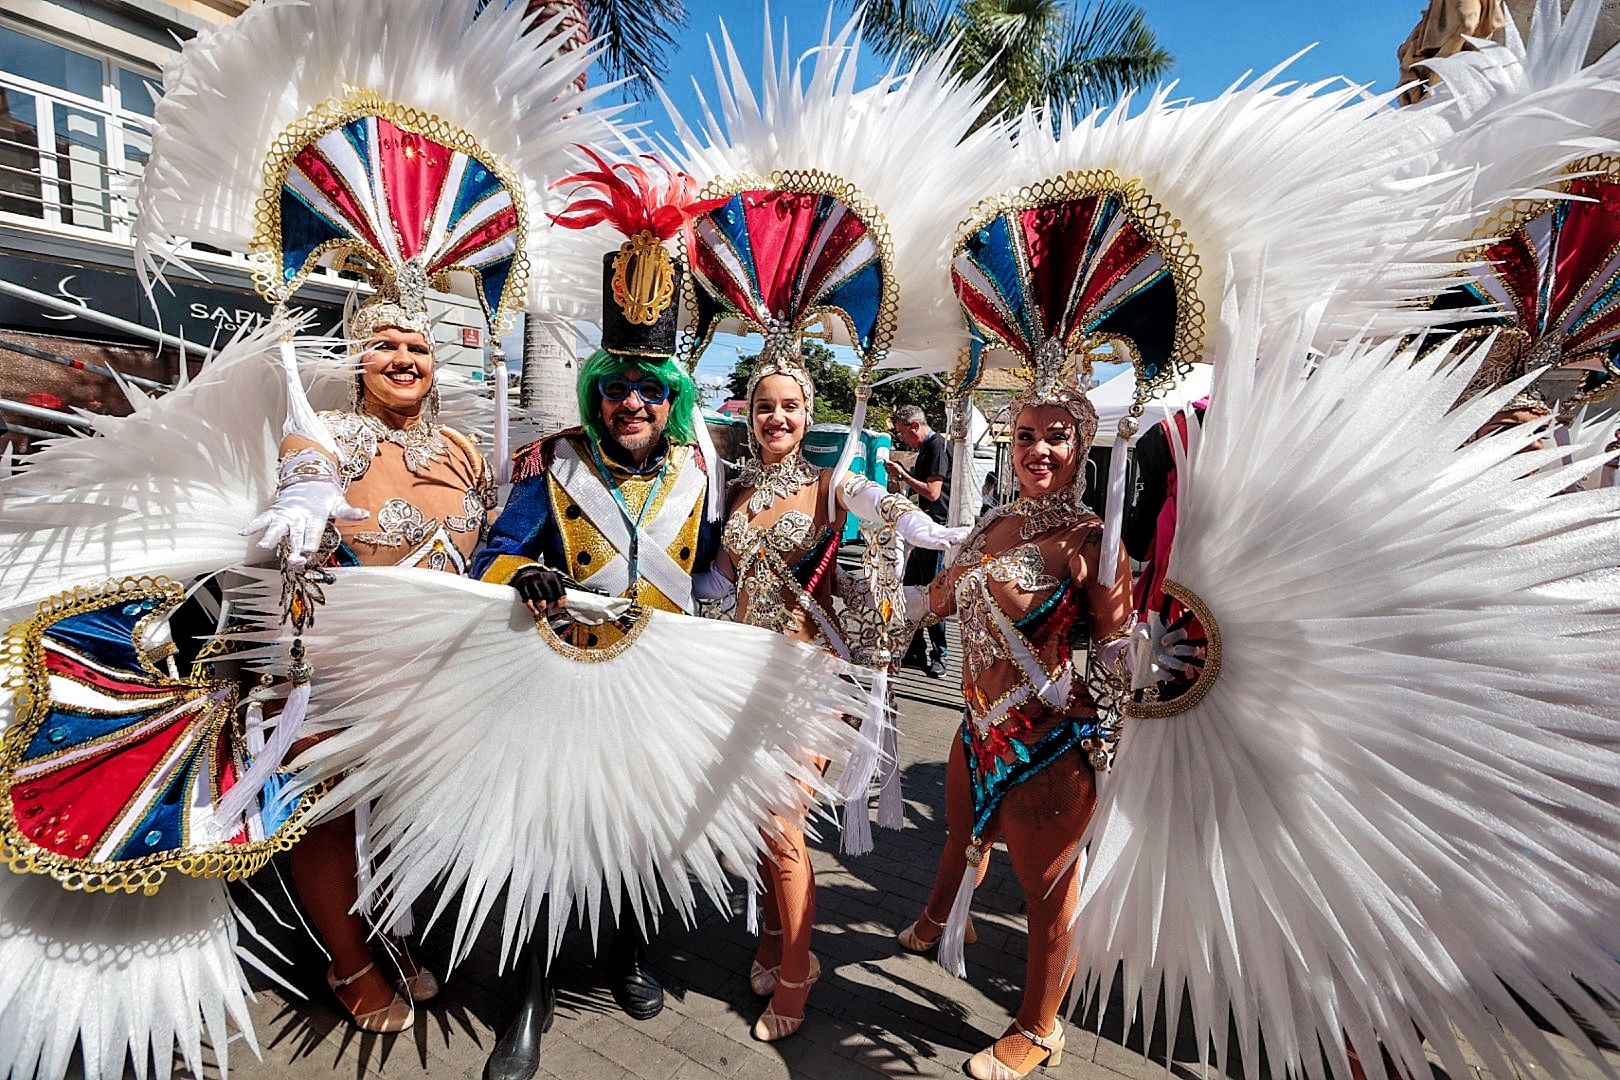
327, 962, 415, 1033
750, 954, 820, 1042
965, 1022, 1064, 1079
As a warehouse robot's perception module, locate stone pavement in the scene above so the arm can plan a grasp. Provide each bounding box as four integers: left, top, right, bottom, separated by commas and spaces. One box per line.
217, 634, 1613, 1080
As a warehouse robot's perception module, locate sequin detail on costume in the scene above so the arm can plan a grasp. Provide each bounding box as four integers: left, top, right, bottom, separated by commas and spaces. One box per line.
324, 409, 450, 479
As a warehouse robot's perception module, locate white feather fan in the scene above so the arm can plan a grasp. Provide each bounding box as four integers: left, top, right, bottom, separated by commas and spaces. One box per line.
133, 0, 618, 317
232, 567, 866, 967
1076, 289, 1620, 1080
657, 13, 1008, 372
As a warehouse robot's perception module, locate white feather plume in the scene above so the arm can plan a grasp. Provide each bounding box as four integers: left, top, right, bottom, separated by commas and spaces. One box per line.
657, 12, 1008, 372
1076, 288, 1620, 1080
133, 0, 619, 317
0, 316, 301, 618
960, 68, 1476, 379
1418, 0, 1620, 209
231, 567, 866, 967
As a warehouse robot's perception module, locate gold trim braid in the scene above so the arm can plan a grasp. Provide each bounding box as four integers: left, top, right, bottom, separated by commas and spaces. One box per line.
2, 577, 325, 896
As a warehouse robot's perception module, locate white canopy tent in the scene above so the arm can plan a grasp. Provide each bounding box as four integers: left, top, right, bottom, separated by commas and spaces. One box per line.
1090, 363, 1214, 448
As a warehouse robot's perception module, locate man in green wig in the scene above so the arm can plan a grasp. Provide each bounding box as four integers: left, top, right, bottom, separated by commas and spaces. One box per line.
472, 253, 722, 1078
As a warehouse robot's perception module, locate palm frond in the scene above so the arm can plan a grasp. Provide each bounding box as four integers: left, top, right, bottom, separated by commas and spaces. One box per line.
569, 0, 688, 90
1044, 0, 1171, 110
852, 0, 958, 66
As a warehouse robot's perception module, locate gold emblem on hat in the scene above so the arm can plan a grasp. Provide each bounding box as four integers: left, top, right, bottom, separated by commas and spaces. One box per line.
612, 230, 676, 326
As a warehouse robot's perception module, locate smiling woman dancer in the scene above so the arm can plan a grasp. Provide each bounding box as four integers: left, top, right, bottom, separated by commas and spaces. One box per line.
684, 178, 967, 1042
256, 294, 496, 1032
896, 369, 1133, 1078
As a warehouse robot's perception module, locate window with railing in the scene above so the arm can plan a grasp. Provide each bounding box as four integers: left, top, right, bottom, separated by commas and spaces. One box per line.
0, 19, 160, 238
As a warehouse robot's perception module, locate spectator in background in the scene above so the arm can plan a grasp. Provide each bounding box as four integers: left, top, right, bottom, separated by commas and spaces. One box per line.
889, 404, 952, 677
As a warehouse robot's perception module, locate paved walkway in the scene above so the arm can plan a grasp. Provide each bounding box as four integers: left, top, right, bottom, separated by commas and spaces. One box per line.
217, 638, 1612, 1080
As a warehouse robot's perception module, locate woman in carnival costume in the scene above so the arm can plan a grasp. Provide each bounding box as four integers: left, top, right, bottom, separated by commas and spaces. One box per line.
914, 2, 1620, 1078
251, 287, 497, 1032
660, 15, 1007, 1041
895, 198, 1139, 1079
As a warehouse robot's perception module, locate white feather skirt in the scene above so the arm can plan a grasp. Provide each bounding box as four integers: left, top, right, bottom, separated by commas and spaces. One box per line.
236, 567, 866, 967
0, 872, 254, 1080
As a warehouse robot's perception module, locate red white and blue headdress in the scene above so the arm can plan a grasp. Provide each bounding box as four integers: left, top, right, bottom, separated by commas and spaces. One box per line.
135, 0, 619, 341
951, 170, 1204, 427
662, 14, 1006, 390
686, 174, 899, 408
1417, 1, 1620, 411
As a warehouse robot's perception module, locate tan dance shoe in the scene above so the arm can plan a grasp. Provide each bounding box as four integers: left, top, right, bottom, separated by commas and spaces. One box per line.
750, 954, 821, 1042
896, 912, 977, 953
387, 940, 441, 1003
965, 1021, 1064, 1079
327, 962, 415, 1033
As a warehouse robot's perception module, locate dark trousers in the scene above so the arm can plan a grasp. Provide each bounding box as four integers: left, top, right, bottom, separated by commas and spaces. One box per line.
902, 546, 946, 662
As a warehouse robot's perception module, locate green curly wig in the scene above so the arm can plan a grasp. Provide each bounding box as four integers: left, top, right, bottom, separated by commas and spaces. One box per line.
576, 349, 698, 446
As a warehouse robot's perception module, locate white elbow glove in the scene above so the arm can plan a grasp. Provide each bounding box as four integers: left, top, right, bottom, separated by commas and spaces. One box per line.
243, 449, 367, 568
840, 475, 968, 553
896, 510, 970, 553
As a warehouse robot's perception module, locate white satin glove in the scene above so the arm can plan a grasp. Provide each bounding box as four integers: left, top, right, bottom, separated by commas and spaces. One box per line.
903, 584, 932, 625
243, 449, 367, 568
896, 510, 970, 554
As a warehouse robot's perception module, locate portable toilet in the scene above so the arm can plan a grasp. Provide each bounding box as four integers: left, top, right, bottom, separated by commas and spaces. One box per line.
803, 423, 891, 542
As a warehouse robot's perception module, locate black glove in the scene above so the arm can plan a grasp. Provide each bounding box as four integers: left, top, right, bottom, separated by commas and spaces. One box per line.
510, 564, 567, 606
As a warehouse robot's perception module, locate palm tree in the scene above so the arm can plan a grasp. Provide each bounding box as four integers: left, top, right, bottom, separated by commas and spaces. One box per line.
857, 0, 1172, 126
521, 0, 687, 93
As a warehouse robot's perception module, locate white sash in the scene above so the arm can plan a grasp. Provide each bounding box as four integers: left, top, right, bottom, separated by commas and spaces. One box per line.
550, 439, 706, 611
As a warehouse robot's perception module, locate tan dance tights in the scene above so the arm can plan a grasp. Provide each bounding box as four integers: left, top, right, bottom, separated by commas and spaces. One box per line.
917, 736, 1098, 1071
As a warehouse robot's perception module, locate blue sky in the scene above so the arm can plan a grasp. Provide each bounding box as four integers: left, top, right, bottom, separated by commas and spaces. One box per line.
582, 1, 1430, 398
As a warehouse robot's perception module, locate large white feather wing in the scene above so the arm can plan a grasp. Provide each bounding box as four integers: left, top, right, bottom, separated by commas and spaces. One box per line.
236, 568, 865, 966
0, 316, 296, 617
1077, 304, 1620, 1080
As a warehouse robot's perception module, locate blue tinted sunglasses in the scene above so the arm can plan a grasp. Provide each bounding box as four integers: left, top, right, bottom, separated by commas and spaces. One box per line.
597, 373, 671, 405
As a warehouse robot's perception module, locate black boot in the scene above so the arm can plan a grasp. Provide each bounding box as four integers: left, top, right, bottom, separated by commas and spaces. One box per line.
607, 925, 664, 1021
483, 943, 556, 1080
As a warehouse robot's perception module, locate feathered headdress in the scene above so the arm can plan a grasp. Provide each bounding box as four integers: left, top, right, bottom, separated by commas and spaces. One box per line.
952, 170, 1205, 444
552, 147, 726, 358
1417, 0, 1620, 410
662, 13, 1006, 394
134, 0, 619, 338
938, 58, 1488, 402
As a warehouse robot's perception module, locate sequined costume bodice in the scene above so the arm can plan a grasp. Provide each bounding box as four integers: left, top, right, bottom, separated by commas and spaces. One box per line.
723, 459, 846, 654
933, 490, 1130, 837
321, 409, 494, 574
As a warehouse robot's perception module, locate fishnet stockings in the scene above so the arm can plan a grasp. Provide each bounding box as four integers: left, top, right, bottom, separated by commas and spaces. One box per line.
918, 737, 1097, 1071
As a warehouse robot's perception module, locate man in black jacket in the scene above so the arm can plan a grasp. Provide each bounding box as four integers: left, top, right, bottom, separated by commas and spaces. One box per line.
889, 405, 952, 677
